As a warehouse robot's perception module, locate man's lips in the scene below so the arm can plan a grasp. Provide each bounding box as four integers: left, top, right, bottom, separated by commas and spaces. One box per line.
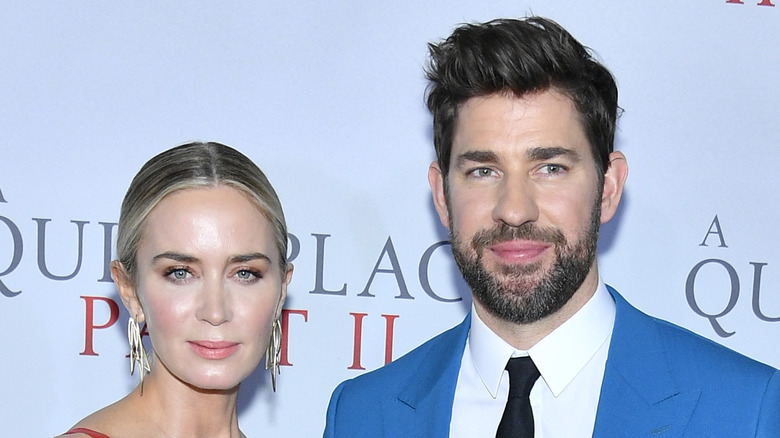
487, 240, 551, 263
189, 340, 240, 360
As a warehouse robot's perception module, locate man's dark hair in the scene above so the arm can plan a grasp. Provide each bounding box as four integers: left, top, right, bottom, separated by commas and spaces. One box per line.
425, 17, 619, 181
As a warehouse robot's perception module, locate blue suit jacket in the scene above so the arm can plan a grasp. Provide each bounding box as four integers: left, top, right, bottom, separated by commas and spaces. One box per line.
324, 287, 780, 437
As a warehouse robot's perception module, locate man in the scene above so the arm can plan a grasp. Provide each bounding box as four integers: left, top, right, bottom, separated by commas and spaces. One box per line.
324, 17, 780, 437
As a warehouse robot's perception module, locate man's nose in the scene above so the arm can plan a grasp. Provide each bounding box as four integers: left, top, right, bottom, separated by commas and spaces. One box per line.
492, 176, 539, 227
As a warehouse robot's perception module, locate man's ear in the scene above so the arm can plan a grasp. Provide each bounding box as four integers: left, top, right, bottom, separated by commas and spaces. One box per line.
600, 151, 629, 224
112, 260, 144, 322
428, 161, 451, 230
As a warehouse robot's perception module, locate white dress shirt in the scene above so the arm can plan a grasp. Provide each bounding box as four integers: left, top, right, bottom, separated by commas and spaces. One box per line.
450, 279, 616, 438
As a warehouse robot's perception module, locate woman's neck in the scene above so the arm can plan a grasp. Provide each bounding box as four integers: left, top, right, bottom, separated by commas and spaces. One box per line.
127, 367, 243, 438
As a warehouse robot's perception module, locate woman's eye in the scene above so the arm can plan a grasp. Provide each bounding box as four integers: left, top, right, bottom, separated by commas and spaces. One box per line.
167, 268, 190, 281
236, 269, 259, 281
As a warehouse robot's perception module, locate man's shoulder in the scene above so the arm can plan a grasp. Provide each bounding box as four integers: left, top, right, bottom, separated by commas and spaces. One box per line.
324, 317, 470, 437
648, 312, 775, 376
599, 287, 780, 435
611, 286, 776, 381
335, 315, 469, 396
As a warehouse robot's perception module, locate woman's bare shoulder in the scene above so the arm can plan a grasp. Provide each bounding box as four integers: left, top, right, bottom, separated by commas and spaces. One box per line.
54, 395, 133, 438
54, 432, 93, 438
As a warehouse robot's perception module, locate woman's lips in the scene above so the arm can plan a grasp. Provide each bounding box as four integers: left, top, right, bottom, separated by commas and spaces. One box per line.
189, 340, 240, 360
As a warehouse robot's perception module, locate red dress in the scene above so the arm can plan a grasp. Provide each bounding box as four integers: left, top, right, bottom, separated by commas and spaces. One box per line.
64, 428, 110, 438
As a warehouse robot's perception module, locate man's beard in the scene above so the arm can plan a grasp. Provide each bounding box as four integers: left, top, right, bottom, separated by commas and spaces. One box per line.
450, 196, 601, 325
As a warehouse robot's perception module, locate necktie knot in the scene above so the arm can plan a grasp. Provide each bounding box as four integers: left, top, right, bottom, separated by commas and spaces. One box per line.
505, 356, 540, 399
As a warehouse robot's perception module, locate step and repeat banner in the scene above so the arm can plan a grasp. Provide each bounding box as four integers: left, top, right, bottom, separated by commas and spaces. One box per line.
1, 1, 778, 436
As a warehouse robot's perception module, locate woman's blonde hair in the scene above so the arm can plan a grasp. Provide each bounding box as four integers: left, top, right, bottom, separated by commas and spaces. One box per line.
115, 142, 288, 281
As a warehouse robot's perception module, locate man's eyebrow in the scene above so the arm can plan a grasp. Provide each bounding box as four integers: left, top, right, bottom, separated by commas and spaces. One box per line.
454, 147, 581, 168
454, 150, 500, 167
525, 146, 581, 162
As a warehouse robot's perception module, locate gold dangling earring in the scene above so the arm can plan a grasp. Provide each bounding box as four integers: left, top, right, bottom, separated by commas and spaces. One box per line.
265, 319, 282, 392
128, 316, 151, 395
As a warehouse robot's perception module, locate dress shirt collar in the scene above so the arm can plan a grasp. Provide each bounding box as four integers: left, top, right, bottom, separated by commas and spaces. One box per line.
468, 278, 616, 398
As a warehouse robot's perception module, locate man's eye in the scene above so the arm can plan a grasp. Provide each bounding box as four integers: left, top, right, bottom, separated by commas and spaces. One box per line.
540, 164, 566, 174
470, 168, 495, 178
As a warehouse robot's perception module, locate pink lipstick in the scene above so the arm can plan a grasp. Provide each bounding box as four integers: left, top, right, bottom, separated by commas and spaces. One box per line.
189, 340, 240, 360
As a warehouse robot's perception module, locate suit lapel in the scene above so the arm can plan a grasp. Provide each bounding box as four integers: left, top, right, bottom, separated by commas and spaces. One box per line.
383, 289, 702, 436
594, 287, 700, 436
390, 313, 471, 437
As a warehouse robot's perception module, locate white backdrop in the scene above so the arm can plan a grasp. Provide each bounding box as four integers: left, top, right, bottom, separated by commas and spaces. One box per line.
1, 1, 778, 436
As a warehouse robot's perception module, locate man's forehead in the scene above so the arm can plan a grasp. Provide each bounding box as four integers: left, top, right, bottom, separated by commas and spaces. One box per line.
451, 92, 588, 161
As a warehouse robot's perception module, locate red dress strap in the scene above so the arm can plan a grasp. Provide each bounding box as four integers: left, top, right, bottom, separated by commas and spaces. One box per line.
65, 428, 111, 438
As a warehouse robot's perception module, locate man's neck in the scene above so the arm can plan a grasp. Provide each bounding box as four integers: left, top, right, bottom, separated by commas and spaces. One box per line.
474, 267, 601, 351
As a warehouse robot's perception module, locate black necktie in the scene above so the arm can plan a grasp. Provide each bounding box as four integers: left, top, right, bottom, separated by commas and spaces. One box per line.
496, 356, 540, 438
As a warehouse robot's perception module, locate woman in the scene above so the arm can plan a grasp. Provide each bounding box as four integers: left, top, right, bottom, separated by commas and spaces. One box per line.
59, 142, 293, 438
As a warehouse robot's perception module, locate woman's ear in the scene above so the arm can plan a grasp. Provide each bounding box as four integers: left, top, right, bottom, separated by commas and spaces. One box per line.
276, 263, 293, 319
112, 260, 144, 322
